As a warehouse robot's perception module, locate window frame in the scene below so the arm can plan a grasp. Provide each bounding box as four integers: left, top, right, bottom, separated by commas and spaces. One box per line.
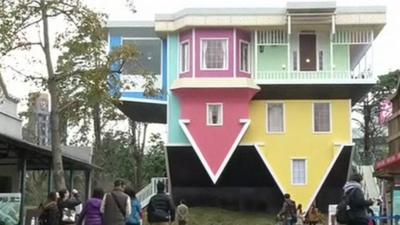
179, 40, 190, 73
206, 103, 223, 126
266, 101, 286, 134
239, 40, 251, 73
312, 102, 332, 134
200, 38, 229, 71
291, 158, 307, 186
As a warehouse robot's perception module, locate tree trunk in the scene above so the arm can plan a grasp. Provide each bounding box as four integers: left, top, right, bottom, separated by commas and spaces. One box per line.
92, 102, 102, 186
41, 0, 66, 191
363, 100, 371, 163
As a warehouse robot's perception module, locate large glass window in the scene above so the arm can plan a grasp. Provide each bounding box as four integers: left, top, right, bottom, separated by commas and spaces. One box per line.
240, 41, 250, 73
313, 102, 331, 132
207, 104, 223, 126
292, 159, 306, 185
201, 39, 228, 70
180, 42, 189, 73
267, 103, 284, 133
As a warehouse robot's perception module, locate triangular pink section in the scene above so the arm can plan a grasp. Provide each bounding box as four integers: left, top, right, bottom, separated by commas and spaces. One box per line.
186, 122, 245, 176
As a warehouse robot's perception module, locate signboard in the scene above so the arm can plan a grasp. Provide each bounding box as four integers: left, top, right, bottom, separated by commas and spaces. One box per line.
0, 193, 21, 225
379, 100, 393, 125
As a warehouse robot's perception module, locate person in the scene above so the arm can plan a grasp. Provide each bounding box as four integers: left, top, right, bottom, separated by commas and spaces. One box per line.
147, 182, 175, 225
278, 193, 297, 225
176, 199, 189, 225
58, 189, 82, 225
343, 173, 374, 225
296, 204, 305, 225
306, 205, 319, 225
72, 189, 83, 220
77, 187, 104, 225
124, 186, 142, 225
38, 192, 60, 225
101, 179, 131, 225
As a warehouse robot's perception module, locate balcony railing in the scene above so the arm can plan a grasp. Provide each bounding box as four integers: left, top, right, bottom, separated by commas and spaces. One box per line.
255, 70, 374, 84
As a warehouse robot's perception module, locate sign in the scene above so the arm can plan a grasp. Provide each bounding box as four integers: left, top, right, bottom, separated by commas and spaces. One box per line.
0, 193, 21, 225
379, 100, 393, 125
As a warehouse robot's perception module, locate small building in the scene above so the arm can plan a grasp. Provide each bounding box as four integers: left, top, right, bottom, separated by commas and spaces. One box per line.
375, 80, 400, 219
0, 75, 95, 225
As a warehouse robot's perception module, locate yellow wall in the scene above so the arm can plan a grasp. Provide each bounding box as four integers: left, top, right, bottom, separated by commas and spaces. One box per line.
241, 100, 352, 209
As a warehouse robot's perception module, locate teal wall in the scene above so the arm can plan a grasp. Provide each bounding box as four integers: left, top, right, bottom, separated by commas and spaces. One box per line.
257, 46, 288, 71
168, 34, 189, 144
333, 45, 349, 71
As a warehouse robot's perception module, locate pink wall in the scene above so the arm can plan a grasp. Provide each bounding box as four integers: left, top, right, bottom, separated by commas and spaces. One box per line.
174, 88, 258, 175
195, 28, 234, 77
236, 29, 251, 78
179, 29, 193, 78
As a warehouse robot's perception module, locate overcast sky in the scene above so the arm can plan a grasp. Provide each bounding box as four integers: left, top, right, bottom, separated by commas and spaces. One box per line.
3, 0, 399, 100
2, 0, 399, 140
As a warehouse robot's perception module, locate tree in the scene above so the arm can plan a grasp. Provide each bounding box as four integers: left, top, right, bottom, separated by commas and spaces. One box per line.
143, 133, 166, 181
353, 70, 400, 164
0, 0, 111, 190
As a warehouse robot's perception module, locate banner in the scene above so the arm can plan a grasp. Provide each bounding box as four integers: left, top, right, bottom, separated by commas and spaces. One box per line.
379, 100, 393, 125
0, 193, 21, 225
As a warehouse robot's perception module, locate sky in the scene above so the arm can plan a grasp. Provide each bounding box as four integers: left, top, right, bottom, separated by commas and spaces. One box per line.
2, 0, 400, 141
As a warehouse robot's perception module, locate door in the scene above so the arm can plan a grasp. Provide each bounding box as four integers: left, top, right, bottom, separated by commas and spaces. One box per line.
299, 34, 316, 71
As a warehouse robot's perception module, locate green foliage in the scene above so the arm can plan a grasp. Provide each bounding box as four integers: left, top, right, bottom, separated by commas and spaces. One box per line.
353, 70, 400, 164
143, 133, 166, 181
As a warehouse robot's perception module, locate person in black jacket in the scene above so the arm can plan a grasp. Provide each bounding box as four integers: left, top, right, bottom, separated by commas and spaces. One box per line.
58, 189, 82, 225
343, 173, 374, 225
39, 192, 60, 225
147, 182, 175, 225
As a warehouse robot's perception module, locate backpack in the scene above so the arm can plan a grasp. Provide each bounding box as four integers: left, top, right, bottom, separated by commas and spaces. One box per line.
336, 188, 357, 224
61, 207, 76, 223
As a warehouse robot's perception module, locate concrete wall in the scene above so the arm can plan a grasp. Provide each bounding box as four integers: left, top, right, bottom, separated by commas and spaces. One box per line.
0, 98, 22, 138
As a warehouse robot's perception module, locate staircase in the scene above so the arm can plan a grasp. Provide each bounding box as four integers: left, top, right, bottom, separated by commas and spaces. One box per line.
136, 177, 168, 208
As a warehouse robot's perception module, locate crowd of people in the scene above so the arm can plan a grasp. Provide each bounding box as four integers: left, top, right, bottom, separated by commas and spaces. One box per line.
38, 173, 374, 225
37, 180, 189, 225
277, 173, 376, 225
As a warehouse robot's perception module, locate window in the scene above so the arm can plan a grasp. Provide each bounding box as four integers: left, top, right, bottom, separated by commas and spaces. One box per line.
207, 104, 223, 126
267, 103, 284, 133
313, 102, 331, 132
201, 39, 228, 70
292, 159, 306, 185
180, 42, 189, 73
240, 41, 250, 72
293, 51, 298, 71
318, 50, 323, 71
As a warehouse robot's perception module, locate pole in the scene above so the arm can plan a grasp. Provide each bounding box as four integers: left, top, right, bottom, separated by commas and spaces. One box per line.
19, 152, 27, 225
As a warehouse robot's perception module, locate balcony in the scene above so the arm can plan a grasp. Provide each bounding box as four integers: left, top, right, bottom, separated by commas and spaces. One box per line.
255, 70, 374, 84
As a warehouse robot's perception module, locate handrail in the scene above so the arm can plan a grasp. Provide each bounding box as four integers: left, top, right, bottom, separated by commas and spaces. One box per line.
136, 177, 168, 208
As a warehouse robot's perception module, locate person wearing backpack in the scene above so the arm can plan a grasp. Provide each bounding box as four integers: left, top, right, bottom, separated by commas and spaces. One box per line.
124, 186, 142, 225
147, 182, 175, 225
101, 180, 131, 225
58, 189, 82, 225
278, 193, 297, 225
39, 192, 60, 225
341, 173, 374, 225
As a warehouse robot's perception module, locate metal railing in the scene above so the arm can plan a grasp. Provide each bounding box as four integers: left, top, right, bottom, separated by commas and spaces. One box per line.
136, 177, 168, 208
255, 70, 373, 83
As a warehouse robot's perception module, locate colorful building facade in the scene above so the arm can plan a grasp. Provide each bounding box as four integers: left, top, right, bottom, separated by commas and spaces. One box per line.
108, 2, 386, 212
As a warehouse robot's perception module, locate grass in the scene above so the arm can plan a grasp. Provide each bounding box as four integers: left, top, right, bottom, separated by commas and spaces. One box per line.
143, 207, 277, 225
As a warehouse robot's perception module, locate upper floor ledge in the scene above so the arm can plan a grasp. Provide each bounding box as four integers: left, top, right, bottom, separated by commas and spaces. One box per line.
155, 3, 386, 32
255, 70, 376, 85
171, 77, 260, 90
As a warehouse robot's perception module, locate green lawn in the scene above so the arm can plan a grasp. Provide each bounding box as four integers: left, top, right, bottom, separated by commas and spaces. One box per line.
143, 207, 277, 225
